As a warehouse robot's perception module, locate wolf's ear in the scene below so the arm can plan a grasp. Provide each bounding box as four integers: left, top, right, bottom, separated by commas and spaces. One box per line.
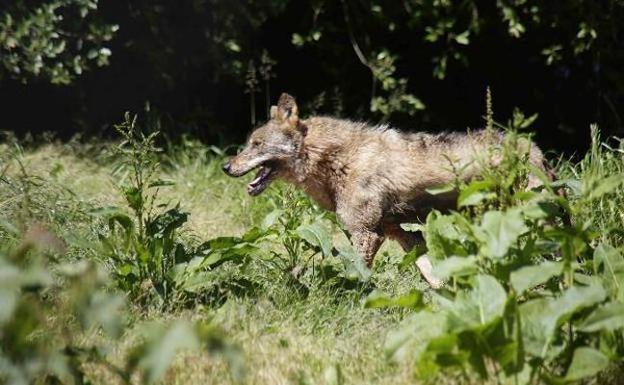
276, 93, 299, 125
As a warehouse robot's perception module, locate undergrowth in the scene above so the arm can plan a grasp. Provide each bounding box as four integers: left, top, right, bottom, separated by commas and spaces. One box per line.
0, 110, 623, 384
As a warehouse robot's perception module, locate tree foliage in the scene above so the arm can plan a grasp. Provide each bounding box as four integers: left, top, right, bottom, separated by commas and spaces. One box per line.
0, 0, 117, 84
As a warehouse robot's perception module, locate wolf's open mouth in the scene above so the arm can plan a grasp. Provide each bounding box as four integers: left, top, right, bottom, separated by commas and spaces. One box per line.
247, 163, 276, 196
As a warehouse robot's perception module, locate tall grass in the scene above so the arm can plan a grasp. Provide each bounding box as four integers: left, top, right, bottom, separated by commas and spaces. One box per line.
562, 125, 624, 245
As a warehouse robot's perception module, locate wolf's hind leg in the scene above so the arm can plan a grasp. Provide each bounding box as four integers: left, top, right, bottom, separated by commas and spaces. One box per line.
383, 223, 443, 289
383, 222, 421, 251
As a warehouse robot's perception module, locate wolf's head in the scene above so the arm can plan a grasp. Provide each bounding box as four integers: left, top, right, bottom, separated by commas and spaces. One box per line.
223, 93, 306, 196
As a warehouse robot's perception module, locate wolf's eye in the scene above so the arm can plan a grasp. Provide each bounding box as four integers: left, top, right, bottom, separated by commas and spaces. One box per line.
251, 140, 261, 147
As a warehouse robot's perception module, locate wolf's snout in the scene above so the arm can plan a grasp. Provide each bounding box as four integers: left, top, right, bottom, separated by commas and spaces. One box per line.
222, 161, 232, 175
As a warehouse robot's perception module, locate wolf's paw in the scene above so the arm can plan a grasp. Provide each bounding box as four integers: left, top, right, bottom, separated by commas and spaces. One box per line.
415, 255, 444, 289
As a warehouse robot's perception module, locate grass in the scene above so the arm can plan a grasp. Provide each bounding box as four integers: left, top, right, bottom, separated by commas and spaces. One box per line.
1, 127, 623, 385
0, 138, 429, 384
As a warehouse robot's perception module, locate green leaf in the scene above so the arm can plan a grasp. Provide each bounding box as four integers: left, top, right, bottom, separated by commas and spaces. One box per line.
432, 256, 478, 280
552, 178, 582, 197
578, 302, 624, 332
585, 173, 624, 200
291, 33, 305, 47
492, 341, 523, 374
398, 243, 427, 271
510, 261, 563, 294
116, 263, 136, 276
336, 245, 371, 282
148, 179, 175, 188
205, 236, 240, 251
426, 183, 455, 195
296, 222, 333, 257
385, 311, 447, 362
225, 39, 241, 52
262, 209, 283, 229
365, 290, 424, 310
552, 283, 606, 323
521, 200, 561, 220
122, 186, 143, 211
446, 274, 507, 332
424, 211, 467, 259
593, 243, 624, 273
400, 223, 425, 233
459, 191, 496, 207
520, 283, 606, 358
135, 322, 200, 384
564, 347, 609, 381
108, 213, 135, 234
82, 292, 125, 337
518, 298, 556, 358
477, 208, 528, 259
146, 208, 188, 238
202, 243, 258, 268
457, 180, 495, 207
176, 271, 214, 293
89, 206, 126, 217
241, 226, 267, 243
455, 31, 470, 45
593, 243, 624, 300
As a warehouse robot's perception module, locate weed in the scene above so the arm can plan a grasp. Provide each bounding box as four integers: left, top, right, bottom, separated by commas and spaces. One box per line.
95, 113, 196, 308
379, 125, 624, 384
0, 221, 241, 385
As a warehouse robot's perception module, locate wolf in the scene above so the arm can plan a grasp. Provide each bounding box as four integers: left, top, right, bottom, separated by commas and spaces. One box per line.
222, 93, 546, 288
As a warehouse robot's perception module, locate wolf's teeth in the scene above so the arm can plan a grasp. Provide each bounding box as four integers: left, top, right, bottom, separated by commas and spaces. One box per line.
249, 166, 269, 187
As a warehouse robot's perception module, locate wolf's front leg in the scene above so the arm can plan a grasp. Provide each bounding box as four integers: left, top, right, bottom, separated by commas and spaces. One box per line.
351, 229, 385, 268
336, 194, 385, 268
